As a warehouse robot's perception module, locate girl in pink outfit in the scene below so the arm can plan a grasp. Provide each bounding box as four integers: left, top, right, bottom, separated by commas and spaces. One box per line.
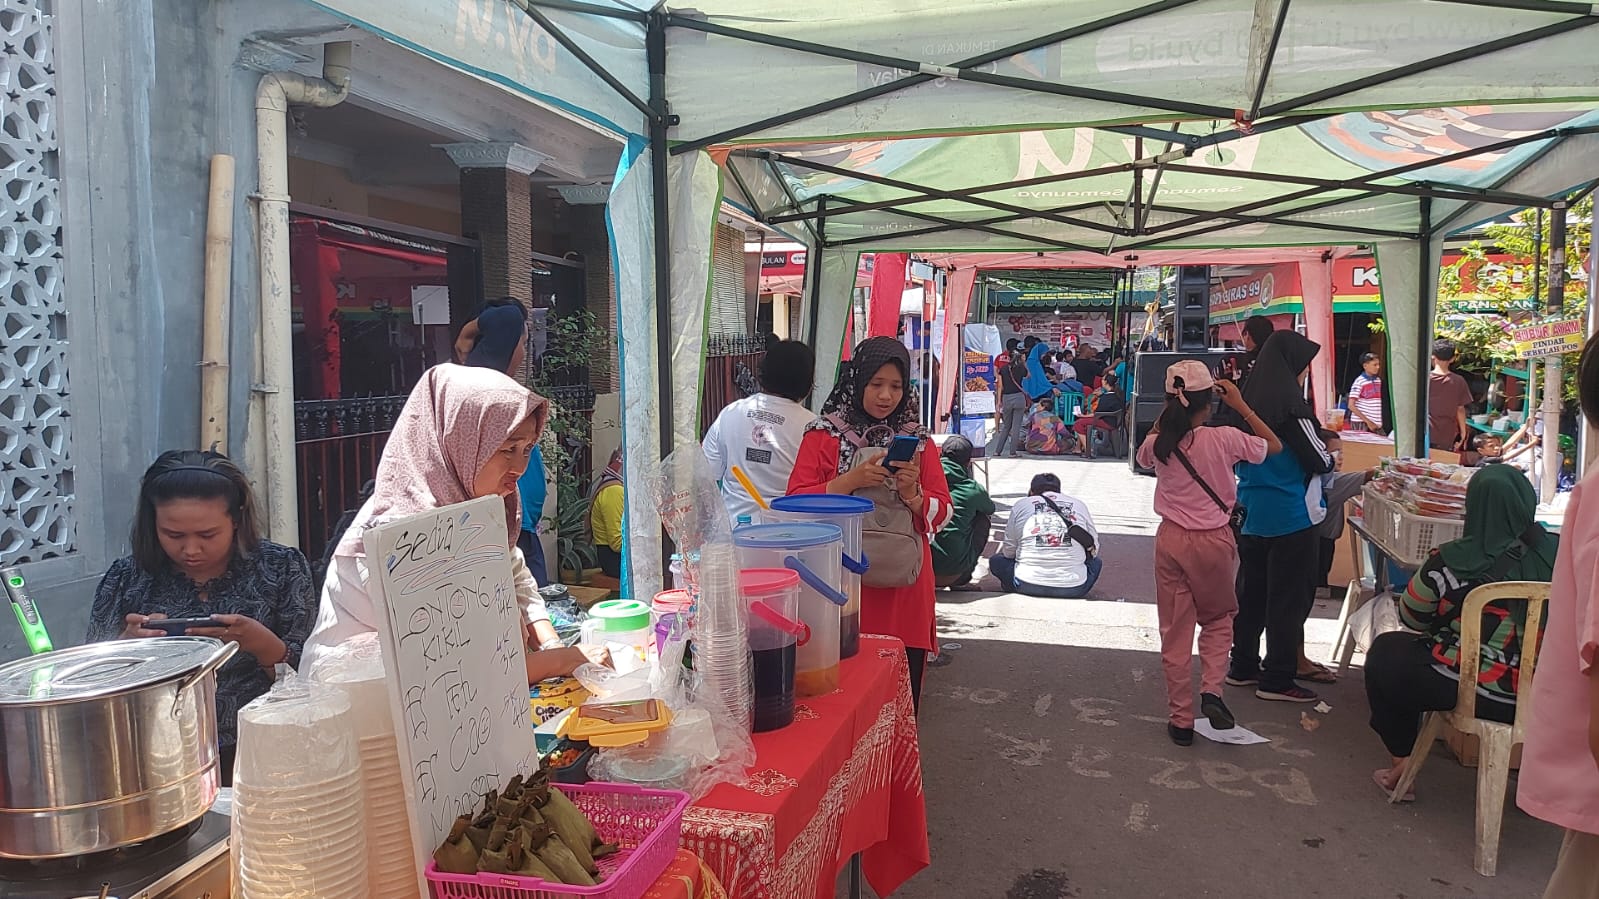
1136, 361, 1283, 746
1517, 336, 1599, 899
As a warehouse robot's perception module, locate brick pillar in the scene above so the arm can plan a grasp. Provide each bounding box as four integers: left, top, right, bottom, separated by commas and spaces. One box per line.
563, 195, 618, 393
442, 142, 546, 315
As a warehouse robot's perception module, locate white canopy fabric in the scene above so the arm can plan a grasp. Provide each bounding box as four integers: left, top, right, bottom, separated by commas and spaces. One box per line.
309, 0, 1599, 590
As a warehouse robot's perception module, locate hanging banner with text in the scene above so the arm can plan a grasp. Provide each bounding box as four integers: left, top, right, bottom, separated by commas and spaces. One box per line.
1513, 317, 1586, 359
368, 495, 535, 889
961, 351, 997, 415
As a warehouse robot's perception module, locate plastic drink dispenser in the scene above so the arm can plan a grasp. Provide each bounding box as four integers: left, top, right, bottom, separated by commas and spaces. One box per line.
734, 523, 846, 696
739, 569, 801, 731
766, 495, 871, 659
580, 599, 653, 674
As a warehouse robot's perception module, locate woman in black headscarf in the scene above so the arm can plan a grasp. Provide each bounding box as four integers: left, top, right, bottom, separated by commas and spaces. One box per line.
787, 337, 953, 711
1228, 330, 1337, 704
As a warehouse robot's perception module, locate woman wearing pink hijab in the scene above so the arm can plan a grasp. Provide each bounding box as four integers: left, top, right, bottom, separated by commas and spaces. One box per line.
301, 363, 604, 681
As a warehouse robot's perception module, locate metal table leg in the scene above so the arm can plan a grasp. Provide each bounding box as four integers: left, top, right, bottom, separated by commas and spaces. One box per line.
849, 853, 863, 899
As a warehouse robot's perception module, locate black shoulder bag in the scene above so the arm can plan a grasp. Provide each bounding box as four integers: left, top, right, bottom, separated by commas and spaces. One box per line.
1040, 495, 1098, 558
1172, 446, 1247, 531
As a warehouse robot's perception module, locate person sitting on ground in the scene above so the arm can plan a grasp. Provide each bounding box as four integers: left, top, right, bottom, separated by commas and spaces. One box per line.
1023, 399, 1078, 455
1365, 463, 1558, 800
990, 473, 1102, 599
932, 436, 996, 589
1072, 372, 1126, 457
702, 338, 816, 525
589, 448, 625, 579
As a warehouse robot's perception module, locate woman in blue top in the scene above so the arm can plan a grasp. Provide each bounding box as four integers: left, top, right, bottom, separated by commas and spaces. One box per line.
1227, 331, 1336, 703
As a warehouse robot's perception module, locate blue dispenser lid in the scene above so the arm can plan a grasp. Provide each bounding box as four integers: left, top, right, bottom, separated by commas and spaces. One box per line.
769, 495, 874, 515
733, 522, 843, 549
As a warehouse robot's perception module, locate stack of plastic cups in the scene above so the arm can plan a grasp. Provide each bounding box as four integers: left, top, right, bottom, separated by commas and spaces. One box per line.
233, 676, 369, 899
691, 542, 753, 732
307, 634, 419, 899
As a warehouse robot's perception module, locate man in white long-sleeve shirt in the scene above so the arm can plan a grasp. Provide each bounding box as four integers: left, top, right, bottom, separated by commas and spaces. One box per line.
703, 340, 816, 524
989, 473, 1103, 598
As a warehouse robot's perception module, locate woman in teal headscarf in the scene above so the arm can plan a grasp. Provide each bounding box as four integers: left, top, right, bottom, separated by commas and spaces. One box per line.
1022, 342, 1057, 402
1365, 464, 1558, 799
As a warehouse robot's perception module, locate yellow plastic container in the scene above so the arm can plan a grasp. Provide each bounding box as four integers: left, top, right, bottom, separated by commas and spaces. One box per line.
529, 676, 590, 725
558, 698, 675, 748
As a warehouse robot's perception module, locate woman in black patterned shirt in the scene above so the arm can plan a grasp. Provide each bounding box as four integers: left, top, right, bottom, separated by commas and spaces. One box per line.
87, 450, 315, 784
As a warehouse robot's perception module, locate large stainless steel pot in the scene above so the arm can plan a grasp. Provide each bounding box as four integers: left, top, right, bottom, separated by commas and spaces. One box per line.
0, 636, 238, 858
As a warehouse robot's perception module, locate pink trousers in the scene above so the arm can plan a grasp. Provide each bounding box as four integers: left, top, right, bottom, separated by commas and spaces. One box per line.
1153, 520, 1239, 727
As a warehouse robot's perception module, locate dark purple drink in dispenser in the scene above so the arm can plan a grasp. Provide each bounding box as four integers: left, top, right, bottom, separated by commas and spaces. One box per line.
750, 636, 796, 732
840, 610, 860, 659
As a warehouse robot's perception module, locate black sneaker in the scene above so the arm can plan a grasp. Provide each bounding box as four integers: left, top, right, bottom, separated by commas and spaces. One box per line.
1167, 723, 1194, 746
1256, 684, 1319, 703
1201, 692, 1236, 730
1224, 673, 1259, 687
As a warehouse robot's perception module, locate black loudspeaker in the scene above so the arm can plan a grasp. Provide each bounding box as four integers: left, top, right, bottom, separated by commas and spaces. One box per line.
1127, 349, 1246, 474
1175, 265, 1211, 351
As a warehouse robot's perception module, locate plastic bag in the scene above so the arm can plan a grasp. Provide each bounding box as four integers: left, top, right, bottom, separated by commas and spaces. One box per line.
1349, 591, 1409, 651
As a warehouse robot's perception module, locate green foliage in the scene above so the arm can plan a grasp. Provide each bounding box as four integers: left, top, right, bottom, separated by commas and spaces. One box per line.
553, 480, 597, 585
1437, 198, 1592, 403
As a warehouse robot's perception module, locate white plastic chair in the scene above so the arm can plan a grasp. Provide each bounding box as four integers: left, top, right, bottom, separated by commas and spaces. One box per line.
1387, 580, 1551, 877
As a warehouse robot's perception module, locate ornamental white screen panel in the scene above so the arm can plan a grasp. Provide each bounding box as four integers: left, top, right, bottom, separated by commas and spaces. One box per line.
0, 0, 75, 564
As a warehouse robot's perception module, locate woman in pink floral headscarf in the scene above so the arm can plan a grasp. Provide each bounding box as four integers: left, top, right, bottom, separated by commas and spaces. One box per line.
302, 363, 603, 681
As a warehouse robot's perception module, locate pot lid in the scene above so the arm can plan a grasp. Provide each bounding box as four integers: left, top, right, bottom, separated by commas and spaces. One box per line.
0, 637, 224, 704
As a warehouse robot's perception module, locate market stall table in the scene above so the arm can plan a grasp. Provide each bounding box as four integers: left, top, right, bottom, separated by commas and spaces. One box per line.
681, 635, 927, 899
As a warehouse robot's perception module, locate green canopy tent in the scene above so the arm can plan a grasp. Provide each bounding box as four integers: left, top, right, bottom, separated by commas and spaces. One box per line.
309, 0, 1599, 592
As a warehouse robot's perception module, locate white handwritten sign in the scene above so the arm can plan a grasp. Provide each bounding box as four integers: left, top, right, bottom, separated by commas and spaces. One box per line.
368, 496, 535, 887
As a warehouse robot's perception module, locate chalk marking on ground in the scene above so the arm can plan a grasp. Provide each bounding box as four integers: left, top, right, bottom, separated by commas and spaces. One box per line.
1130, 667, 1147, 684
1033, 694, 1053, 717
988, 729, 1051, 767
1070, 696, 1121, 727
1125, 801, 1155, 833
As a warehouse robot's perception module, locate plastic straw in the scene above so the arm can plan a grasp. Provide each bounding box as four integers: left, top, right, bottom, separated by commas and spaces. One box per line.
731, 465, 769, 510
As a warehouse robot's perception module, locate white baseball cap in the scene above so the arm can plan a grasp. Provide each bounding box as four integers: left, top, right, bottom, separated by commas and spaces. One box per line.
1164, 360, 1215, 395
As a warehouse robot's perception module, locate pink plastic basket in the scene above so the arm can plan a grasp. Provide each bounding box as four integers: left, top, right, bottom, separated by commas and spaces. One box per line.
426, 783, 691, 899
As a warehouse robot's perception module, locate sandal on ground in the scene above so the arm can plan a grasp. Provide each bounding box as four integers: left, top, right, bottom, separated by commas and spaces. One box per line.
1372, 768, 1415, 803
1296, 662, 1338, 684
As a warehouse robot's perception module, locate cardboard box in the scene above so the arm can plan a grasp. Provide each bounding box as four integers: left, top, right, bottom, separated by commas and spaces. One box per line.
1442, 719, 1522, 770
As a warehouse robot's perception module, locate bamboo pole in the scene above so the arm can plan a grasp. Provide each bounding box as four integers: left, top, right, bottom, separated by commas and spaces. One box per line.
200, 154, 235, 454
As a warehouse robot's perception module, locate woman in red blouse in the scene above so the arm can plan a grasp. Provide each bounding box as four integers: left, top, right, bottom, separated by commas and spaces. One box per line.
787, 337, 953, 711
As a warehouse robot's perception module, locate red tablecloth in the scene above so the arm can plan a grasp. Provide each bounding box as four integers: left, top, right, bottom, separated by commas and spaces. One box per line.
680, 635, 928, 899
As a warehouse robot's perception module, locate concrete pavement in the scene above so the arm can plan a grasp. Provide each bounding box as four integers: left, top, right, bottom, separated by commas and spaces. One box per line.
875, 453, 1561, 899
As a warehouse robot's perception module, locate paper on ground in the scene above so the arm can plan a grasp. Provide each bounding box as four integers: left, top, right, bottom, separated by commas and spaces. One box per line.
1195, 719, 1271, 745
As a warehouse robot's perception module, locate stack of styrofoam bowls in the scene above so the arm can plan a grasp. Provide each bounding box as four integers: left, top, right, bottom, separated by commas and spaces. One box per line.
690, 542, 753, 732
308, 634, 419, 899
233, 679, 369, 898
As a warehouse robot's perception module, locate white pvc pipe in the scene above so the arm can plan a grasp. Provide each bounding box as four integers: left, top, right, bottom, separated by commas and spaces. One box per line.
201, 154, 235, 454
255, 42, 351, 546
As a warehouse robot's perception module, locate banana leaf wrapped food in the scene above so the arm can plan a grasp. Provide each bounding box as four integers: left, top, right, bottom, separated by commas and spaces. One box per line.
432, 814, 480, 875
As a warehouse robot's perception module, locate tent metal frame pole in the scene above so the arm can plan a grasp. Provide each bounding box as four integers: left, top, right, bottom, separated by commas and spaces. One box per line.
667, 0, 1209, 155
764, 157, 818, 245
1414, 197, 1434, 458
723, 161, 769, 225
1433, 133, 1572, 233
516, 4, 654, 119
1142, 202, 1418, 240
824, 202, 1109, 249
521, 0, 648, 22
807, 198, 828, 344
763, 152, 1127, 235
1117, 190, 1389, 251
648, 12, 674, 451
1425, 0, 1598, 16
1259, 17, 1599, 118
1245, 0, 1292, 122
825, 196, 1103, 253
1160, 162, 1561, 209
758, 159, 1139, 224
